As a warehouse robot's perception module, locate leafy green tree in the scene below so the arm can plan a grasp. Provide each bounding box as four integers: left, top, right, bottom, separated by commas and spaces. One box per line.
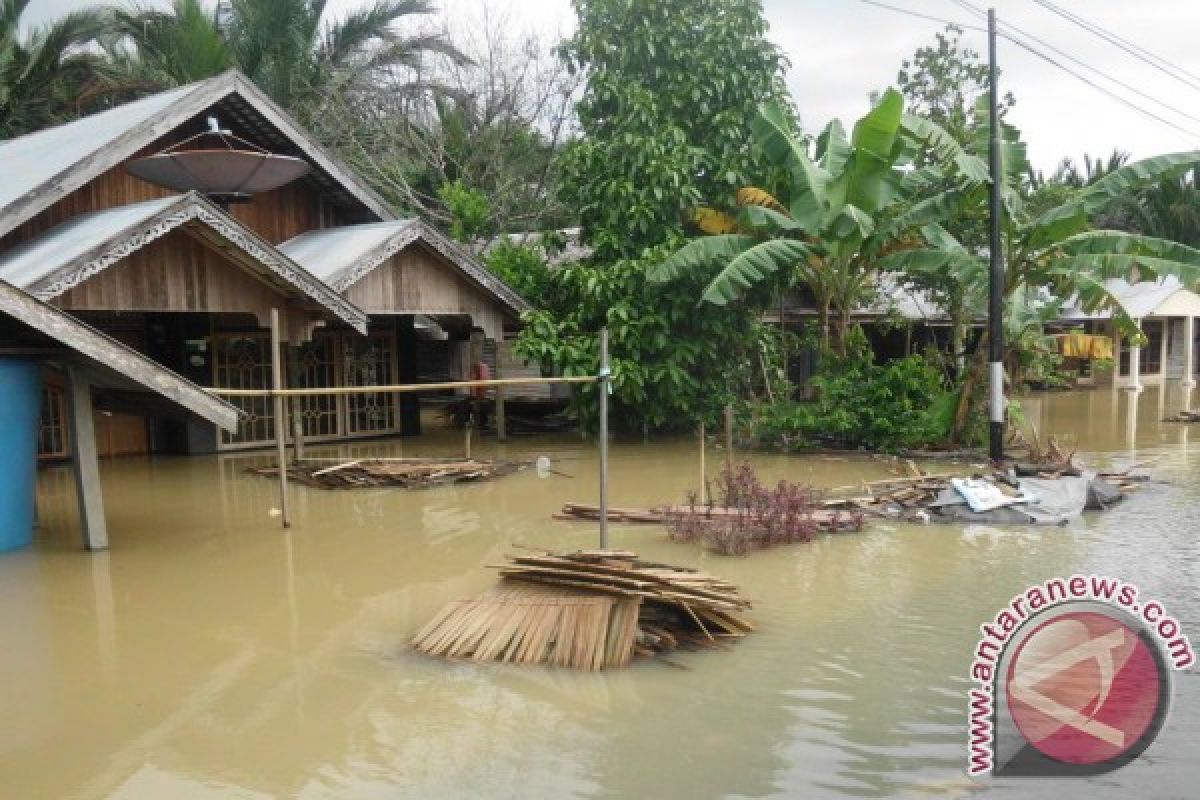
516, 247, 771, 433
0, 0, 113, 138
649, 89, 987, 356
437, 179, 490, 241
897, 24, 1013, 146
558, 0, 788, 261
514, 0, 789, 433
881, 119, 1200, 438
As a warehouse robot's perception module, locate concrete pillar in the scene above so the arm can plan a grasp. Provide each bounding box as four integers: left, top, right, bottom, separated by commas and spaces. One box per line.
1127, 319, 1144, 392
66, 367, 108, 550
1158, 317, 1169, 384
1184, 316, 1196, 388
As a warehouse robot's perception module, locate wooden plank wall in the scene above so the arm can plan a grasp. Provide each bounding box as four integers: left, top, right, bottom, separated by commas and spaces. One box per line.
53, 227, 283, 324
342, 246, 511, 337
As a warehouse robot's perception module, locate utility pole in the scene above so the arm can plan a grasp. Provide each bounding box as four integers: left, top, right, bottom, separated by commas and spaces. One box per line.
987, 8, 1006, 462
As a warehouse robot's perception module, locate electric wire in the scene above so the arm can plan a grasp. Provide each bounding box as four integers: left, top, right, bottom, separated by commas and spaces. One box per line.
950, 0, 1200, 125
855, 0, 1200, 139
1033, 0, 1200, 93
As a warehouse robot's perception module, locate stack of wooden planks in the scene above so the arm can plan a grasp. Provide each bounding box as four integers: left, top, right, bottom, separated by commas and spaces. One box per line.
412, 550, 753, 670
247, 457, 522, 489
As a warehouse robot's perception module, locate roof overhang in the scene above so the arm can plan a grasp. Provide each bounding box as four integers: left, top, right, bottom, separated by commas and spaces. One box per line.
0, 193, 368, 333
0, 280, 239, 432
0, 70, 395, 240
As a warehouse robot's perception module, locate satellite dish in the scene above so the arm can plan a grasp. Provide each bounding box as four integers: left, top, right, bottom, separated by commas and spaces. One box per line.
125, 116, 311, 204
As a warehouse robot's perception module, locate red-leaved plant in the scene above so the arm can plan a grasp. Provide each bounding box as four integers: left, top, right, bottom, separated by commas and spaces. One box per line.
666, 461, 863, 555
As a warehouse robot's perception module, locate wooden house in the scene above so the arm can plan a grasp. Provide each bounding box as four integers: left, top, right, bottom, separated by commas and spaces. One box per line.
0, 71, 528, 457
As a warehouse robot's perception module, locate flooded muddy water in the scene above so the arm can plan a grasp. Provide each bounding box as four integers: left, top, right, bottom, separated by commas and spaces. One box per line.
4, 387, 1199, 799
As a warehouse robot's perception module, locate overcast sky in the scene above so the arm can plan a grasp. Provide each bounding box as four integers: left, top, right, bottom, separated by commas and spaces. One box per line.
25, 0, 1200, 171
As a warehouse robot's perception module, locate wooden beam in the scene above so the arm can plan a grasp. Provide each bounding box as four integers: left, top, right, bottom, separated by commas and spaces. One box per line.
0, 281, 240, 432
270, 309, 290, 529
66, 366, 109, 551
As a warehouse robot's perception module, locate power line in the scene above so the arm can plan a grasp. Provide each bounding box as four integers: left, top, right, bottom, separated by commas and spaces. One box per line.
857, 0, 1199, 139
951, 0, 1200, 125
998, 34, 1199, 139
855, 0, 984, 34
1033, 0, 1200, 94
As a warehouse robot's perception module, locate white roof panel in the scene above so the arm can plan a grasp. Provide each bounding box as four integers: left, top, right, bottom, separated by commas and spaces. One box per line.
279, 219, 417, 284
0, 196, 180, 289
0, 84, 203, 214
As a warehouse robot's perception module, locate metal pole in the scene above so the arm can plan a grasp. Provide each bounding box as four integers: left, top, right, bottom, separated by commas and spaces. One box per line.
270, 308, 290, 528
598, 328, 610, 549
987, 8, 1006, 462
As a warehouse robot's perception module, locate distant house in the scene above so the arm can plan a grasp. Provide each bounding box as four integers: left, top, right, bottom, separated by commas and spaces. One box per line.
0, 71, 529, 458
1059, 277, 1200, 391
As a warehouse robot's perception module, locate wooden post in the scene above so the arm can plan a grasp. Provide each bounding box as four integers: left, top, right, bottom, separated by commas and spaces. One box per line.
291, 402, 305, 463
270, 309, 290, 528
698, 421, 706, 503
724, 404, 734, 475
66, 366, 108, 550
495, 342, 507, 442
599, 328, 610, 550
464, 421, 472, 460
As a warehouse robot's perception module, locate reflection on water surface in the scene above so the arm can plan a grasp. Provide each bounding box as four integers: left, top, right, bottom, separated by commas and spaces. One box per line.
2, 387, 1198, 799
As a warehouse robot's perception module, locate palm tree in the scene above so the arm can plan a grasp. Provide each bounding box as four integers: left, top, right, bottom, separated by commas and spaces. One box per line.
649, 88, 986, 356
114, 0, 463, 111
1128, 169, 1200, 247
881, 119, 1200, 438
0, 0, 114, 138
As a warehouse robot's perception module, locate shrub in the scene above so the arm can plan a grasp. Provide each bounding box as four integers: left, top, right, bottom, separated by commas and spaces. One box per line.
665, 462, 862, 555
751, 343, 953, 452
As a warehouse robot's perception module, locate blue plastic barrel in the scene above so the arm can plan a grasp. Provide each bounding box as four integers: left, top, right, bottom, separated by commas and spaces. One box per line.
0, 360, 43, 552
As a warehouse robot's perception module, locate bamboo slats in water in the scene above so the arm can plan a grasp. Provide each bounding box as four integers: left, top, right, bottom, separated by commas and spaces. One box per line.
247, 457, 522, 489
412, 550, 753, 670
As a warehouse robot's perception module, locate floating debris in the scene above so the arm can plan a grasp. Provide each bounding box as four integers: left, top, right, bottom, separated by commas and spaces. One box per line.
412, 550, 753, 670
823, 462, 1146, 524
558, 463, 864, 556
1165, 410, 1200, 423
247, 457, 524, 489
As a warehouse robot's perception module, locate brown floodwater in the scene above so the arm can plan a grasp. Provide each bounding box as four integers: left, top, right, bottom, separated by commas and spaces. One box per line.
4, 387, 1199, 799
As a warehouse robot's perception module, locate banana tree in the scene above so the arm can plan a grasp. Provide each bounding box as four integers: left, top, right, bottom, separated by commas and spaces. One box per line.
880, 115, 1200, 438
647, 88, 987, 356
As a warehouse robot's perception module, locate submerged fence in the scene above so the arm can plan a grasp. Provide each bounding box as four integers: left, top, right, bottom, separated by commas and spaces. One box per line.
206, 314, 613, 546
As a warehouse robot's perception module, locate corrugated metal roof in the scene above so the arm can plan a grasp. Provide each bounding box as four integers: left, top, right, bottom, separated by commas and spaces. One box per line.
0, 193, 368, 332
0, 196, 180, 289
280, 219, 530, 315
279, 219, 418, 284
0, 84, 203, 215
1060, 277, 1200, 320
0, 70, 395, 241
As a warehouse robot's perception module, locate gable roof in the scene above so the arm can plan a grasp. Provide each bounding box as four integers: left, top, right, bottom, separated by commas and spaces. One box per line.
0, 279, 238, 432
279, 219, 531, 317
1061, 277, 1200, 321
0, 192, 368, 332
0, 70, 395, 240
